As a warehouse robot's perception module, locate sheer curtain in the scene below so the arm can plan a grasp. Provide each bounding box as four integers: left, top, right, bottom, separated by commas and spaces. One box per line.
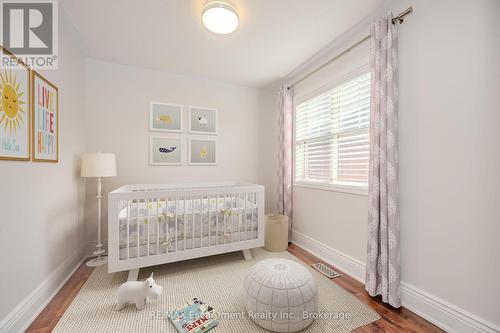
365, 15, 401, 308
277, 86, 294, 238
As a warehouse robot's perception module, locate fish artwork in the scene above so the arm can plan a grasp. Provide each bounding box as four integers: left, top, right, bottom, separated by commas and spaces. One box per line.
198, 117, 208, 125
159, 146, 177, 153
158, 114, 173, 124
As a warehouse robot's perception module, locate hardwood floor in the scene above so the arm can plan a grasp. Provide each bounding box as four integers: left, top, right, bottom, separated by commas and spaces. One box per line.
287, 244, 444, 333
26, 246, 444, 333
25, 259, 93, 333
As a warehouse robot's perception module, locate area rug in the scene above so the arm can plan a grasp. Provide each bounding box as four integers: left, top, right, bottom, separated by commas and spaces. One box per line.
53, 248, 380, 332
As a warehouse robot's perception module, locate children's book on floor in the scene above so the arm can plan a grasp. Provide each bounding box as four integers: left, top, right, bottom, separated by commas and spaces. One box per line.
168, 298, 218, 333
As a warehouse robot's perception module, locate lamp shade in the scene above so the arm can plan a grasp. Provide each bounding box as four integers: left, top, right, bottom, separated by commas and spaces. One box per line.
81, 153, 116, 178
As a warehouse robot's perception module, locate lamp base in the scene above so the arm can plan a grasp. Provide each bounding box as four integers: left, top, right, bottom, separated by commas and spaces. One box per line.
86, 256, 108, 267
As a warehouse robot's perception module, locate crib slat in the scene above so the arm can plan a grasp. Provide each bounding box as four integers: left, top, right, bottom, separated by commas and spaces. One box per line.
156, 198, 160, 255
147, 200, 150, 257
223, 195, 227, 244
165, 214, 170, 253
208, 195, 211, 247
215, 195, 219, 246
232, 193, 236, 243
136, 201, 140, 258
238, 193, 241, 242
244, 192, 248, 241
191, 196, 195, 249
251, 193, 255, 240
184, 197, 187, 251
200, 196, 203, 249
127, 201, 130, 260
164, 198, 170, 253
175, 197, 178, 252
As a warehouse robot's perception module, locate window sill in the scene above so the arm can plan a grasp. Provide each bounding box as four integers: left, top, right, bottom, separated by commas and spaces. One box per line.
294, 182, 368, 196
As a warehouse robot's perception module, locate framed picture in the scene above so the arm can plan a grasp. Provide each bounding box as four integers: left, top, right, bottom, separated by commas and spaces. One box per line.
188, 106, 217, 135
0, 47, 31, 161
150, 136, 182, 165
189, 138, 216, 165
32, 71, 58, 162
150, 102, 183, 133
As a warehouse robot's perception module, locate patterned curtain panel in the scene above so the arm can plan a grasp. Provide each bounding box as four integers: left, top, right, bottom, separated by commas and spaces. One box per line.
277, 86, 294, 237
365, 16, 401, 308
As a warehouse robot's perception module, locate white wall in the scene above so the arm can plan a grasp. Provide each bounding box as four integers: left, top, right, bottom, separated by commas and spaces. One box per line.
288, 0, 500, 330
398, 0, 500, 327
258, 90, 279, 214
0, 8, 87, 330
83, 59, 276, 243
292, 41, 370, 263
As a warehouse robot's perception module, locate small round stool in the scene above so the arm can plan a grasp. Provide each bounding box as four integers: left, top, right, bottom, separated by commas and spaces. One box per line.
244, 258, 318, 332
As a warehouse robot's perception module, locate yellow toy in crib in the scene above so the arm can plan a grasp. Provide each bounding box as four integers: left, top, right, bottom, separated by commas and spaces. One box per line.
157, 114, 173, 124
161, 212, 174, 221
161, 238, 173, 248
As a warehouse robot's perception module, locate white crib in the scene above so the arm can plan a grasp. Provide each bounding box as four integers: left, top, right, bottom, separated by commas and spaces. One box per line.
107, 182, 265, 275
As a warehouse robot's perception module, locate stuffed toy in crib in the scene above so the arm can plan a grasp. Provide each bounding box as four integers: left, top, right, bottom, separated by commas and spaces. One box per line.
116, 273, 163, 310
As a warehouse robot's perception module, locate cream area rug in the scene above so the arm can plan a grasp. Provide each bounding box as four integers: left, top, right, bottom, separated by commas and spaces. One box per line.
53, 248, 380, 333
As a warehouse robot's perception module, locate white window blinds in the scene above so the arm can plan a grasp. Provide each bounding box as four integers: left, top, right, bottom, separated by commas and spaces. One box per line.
295, 72, 370, 188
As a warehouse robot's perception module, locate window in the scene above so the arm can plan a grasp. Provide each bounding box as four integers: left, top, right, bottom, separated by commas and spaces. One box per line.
295, 72, 370, 190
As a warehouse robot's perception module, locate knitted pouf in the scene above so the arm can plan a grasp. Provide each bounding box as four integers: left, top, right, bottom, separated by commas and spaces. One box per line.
244, 258, 318, 332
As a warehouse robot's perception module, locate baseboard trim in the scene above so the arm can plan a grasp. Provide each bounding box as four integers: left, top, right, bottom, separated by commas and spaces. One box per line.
291, 229, 366, 283
401, 283, 500, 333
0, 249, 86, 333
290, 229, 500, 333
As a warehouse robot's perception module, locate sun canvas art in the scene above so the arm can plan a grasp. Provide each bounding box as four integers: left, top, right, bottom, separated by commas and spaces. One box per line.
0, 48, 30, 161
0, 71, 26, 134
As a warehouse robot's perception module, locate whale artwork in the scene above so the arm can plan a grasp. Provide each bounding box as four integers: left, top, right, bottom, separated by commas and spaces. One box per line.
159, 146, 176, 153
151, 137, 182, 165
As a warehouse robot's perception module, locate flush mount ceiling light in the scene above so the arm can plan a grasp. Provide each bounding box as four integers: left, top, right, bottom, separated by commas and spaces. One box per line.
202, 1, 239, 35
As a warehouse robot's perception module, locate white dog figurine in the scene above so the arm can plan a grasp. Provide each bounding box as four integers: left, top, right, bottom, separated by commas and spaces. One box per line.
116, 273, 163, 310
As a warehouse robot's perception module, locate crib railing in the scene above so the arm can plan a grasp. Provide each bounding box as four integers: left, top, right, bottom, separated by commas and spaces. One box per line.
108, 183, 265, 273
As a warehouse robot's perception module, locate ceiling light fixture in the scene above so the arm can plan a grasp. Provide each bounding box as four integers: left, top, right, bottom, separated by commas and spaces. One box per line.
202, 1, 239, 35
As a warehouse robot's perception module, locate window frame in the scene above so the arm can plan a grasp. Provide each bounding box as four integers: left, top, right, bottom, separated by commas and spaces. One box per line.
293, 65, 370, 196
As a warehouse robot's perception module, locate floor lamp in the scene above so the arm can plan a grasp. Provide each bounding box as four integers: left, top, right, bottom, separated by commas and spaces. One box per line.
81, 153, 117, 267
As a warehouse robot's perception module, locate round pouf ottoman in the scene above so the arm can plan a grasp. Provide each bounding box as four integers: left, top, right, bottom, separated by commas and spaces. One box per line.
244, 258, 318, 332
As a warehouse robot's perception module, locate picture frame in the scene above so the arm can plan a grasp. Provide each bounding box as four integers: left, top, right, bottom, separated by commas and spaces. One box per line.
188, 106, 217, 135
150, 136, 183, 165
188, 138, 217, 165
32, 71, 58, 162
0, 46, 31, 161
150, 102, 183, 133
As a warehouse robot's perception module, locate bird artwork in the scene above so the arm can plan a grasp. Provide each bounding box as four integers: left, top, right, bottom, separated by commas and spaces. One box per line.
198, 117, 208, 125
159, 146, 176, 154
157, 114, 173, 124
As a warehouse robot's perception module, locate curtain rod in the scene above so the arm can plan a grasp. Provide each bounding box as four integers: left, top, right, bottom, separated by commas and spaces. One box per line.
287, 6, 413, 89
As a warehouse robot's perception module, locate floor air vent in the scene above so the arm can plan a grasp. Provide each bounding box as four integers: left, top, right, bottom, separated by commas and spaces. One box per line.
312, 263, 341, 279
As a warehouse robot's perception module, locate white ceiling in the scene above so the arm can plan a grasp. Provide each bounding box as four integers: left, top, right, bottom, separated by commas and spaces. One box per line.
61, 0, 387, 88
